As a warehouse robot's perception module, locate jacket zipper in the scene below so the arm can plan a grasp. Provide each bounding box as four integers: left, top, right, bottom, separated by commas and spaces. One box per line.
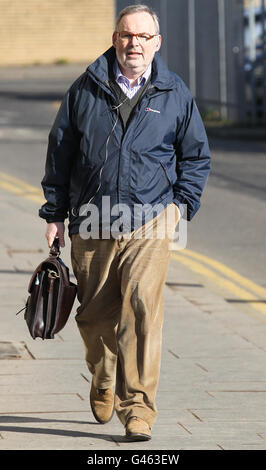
115, 87, 154, 207
116, 85, 170, 207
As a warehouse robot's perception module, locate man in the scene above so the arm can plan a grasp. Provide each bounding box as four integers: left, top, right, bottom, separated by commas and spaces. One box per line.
39, 4, 210, 441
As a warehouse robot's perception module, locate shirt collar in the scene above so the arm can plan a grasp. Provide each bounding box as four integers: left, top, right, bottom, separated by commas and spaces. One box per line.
113, 59, 152, 87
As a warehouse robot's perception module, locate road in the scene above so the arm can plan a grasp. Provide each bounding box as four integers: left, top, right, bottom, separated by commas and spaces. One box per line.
0, 64, 266, 296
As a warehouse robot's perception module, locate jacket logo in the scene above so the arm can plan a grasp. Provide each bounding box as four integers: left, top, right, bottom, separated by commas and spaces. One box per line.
145, 107, 160, 114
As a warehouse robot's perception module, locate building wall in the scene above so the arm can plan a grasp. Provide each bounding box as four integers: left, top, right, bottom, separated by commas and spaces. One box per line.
0, 0, 115, 66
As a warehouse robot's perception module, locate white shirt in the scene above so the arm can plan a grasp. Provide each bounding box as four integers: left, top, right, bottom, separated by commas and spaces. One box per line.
113, 60, 152, 99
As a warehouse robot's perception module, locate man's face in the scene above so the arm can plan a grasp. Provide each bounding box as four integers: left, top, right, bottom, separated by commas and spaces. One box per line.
112, 12, 161, 78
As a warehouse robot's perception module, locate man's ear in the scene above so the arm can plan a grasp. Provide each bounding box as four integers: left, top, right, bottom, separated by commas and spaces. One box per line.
112, 32, 117, 48
155, 35, 162, 51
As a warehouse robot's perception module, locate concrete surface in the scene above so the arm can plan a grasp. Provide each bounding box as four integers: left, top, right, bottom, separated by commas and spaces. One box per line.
0, 186, 266, 450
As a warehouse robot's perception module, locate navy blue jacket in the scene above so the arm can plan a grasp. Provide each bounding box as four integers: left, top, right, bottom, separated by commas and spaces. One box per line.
39, 47, 210, 236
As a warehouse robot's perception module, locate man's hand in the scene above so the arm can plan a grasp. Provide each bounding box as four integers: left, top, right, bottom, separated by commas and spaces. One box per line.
45, 222, 65, 248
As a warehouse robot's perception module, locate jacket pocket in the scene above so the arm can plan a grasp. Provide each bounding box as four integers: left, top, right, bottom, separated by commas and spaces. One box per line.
159, 161, 175, 187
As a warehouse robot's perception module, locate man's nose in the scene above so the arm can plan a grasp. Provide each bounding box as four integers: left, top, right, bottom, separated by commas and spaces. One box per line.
129, 34, 140, 46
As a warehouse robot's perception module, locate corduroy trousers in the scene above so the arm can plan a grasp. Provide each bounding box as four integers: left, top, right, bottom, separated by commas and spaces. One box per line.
70, 203, 179, 428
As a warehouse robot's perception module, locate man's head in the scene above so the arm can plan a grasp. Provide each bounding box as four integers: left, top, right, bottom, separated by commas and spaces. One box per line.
112, 4, 162, 79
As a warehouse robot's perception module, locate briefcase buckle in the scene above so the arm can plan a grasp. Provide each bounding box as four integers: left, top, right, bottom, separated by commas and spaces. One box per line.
47, 269, 60, 279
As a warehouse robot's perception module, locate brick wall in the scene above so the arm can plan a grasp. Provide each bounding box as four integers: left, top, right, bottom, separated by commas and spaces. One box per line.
0, 0, 115, 66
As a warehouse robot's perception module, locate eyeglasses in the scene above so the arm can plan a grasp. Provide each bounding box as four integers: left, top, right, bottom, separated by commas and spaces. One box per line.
116, 31, 158, 44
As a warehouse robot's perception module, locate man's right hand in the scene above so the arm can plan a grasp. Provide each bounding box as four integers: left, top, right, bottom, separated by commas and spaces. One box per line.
45, 222, 65, 248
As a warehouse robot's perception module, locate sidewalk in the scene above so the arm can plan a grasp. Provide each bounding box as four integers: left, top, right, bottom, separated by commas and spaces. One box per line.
1, 186, 266, 451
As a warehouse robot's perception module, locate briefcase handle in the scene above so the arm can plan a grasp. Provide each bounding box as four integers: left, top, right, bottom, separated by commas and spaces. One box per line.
49, 238, 61, 258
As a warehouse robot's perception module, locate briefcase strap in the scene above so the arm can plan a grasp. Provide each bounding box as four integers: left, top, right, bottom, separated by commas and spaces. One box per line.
49, 238, 60, 258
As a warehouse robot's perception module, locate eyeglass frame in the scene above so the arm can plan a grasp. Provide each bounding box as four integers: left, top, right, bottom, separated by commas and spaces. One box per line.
115, 31, 159, 43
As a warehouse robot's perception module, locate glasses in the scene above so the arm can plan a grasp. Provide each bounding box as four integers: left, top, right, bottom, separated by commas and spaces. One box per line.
116, 31, 158, 44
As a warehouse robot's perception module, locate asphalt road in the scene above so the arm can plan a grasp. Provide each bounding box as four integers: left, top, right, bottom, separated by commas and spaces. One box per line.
0, 65, 265, 289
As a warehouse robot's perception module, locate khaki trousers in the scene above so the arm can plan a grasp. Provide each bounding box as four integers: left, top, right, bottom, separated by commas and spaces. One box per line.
70, 203, 179, 428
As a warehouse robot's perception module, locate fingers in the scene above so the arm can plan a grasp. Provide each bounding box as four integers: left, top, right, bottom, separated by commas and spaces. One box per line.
46, 229, 56, 248
45, 222, 65, 248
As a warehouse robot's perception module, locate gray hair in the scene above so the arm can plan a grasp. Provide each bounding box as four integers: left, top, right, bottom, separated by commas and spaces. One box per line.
115, 4, 160, 34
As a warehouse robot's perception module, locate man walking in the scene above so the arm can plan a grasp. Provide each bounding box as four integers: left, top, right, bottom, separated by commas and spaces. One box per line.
39, 4, 210, 441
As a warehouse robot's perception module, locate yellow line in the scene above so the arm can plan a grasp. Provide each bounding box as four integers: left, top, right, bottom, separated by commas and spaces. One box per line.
53, 101, 61, 110
0, 171, 45, 204
0, 171, 43, 192
171, 251, 266, 316
181, 248, 266, 299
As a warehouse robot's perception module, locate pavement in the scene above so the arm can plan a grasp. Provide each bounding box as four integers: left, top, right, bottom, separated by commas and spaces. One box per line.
1, 184, 266, 451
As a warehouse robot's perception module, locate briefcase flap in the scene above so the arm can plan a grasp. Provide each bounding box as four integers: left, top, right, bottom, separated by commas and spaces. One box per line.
27, 257, 70, 293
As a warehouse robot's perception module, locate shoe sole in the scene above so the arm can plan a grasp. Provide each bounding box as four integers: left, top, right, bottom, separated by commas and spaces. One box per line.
125, 432, 151, 441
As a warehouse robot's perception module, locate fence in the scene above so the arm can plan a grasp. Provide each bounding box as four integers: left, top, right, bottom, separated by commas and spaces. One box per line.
244, 0, 266, 125
115, 0, 254, 125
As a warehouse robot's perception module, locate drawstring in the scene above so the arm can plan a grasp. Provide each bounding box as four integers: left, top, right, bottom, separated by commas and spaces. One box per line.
71, 108, 119, 218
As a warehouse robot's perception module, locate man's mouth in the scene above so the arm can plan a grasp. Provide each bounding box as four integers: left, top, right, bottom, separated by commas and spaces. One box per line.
127, 51, 142, 57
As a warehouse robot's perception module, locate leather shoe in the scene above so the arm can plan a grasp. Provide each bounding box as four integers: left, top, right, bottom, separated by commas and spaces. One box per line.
90, 381, 114, 424
125, 416, 151, 441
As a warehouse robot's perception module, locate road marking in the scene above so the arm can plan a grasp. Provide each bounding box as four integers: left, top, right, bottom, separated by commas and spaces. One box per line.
171, 251, 266, 316
52, 101, 61, 110
1, 171, 265, 316
0, 171, 44, 204
181, 248, 266, 299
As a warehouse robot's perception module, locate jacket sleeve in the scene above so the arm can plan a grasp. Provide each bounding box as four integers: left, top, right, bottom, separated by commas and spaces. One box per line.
39, 84, 80, 223
173, 84, 211, 221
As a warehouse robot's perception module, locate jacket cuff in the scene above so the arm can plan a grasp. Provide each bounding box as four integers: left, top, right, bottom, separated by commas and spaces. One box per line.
45, 219, 66, 224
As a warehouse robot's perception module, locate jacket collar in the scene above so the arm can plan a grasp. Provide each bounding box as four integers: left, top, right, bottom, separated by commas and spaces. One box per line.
86, 46, 176, 91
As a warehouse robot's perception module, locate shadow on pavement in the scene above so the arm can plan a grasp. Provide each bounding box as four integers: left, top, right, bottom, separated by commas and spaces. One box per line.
0, 415, 127, 442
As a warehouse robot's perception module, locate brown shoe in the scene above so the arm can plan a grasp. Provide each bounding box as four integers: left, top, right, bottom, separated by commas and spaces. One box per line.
125, 416, 151, 441
90, 381, 114, 424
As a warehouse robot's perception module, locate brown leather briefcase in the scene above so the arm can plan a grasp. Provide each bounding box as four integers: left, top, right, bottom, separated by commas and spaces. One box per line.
17, 239, 77, 339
